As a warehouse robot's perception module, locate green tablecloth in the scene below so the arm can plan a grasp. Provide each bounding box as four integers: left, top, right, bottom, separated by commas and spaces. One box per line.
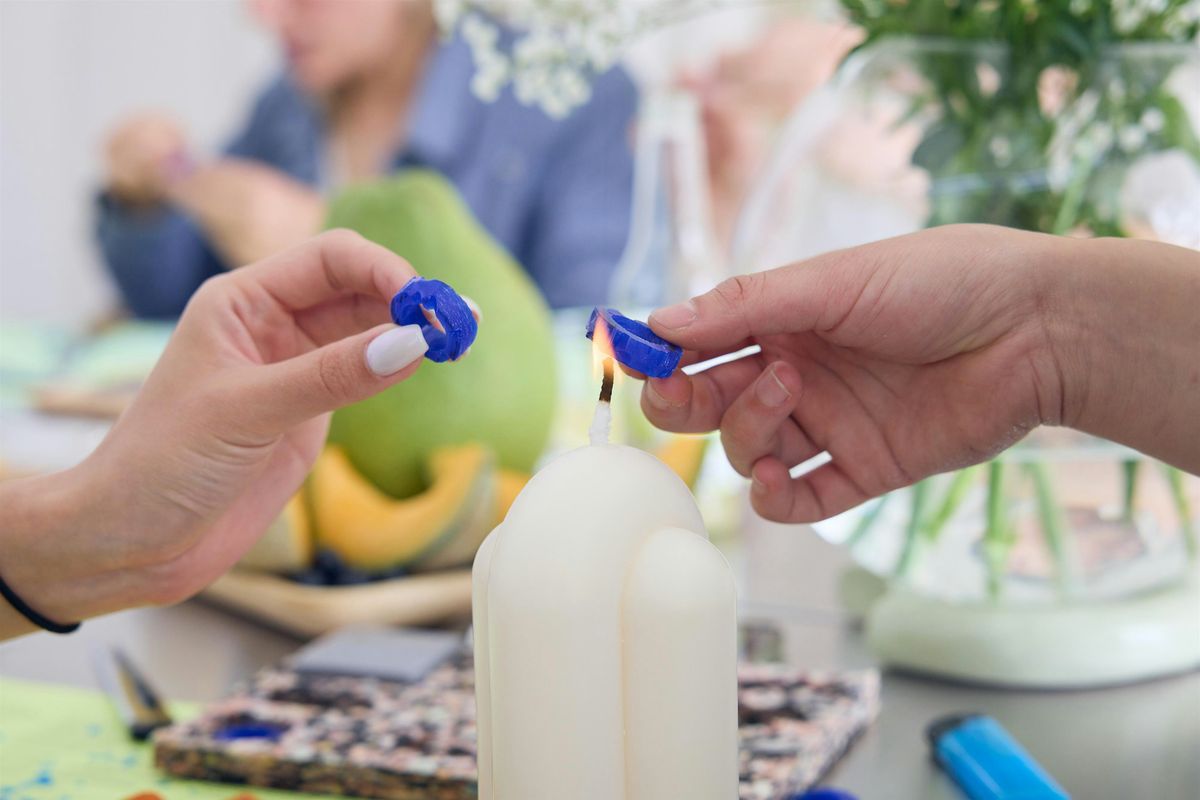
0, 678, 338, 800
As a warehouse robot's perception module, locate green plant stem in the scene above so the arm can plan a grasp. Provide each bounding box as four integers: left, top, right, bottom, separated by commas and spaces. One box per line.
923, 466, 981, 541
845, 493, 892, 549
1121, 459, 1141, 522
1051, 150, 1094, 235
983, 461, 1011, 601
894, 480, 931, 579
1024, 461, 1075, 596
1162, 465, 1197, 561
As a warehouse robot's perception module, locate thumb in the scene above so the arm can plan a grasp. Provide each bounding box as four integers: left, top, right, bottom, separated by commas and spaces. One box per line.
647, 254, 854, 353
244, 323, 427, 433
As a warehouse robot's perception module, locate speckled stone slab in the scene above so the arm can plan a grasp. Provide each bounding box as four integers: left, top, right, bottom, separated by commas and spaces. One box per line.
155, 654, 878, 800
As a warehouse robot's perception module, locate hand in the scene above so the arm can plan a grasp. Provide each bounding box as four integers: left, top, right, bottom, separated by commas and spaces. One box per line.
1, 231, 435, 632
105, 113, 190, 205
639, 224, 1074, 523
680, 19, 861, 245
167, 158, 327, 267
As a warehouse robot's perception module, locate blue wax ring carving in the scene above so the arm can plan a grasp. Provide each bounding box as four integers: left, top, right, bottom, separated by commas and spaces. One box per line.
213, 722, 287, 741
390, 277, 478, 363
586, 307, 683, 379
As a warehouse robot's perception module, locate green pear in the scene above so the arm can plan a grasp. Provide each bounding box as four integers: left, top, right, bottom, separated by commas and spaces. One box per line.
325, 171, 558, 498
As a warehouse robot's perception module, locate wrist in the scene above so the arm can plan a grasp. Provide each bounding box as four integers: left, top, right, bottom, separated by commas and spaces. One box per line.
0, 460, 147, 630
1039, 235, 1200, 469
1030, 234, 1095, 430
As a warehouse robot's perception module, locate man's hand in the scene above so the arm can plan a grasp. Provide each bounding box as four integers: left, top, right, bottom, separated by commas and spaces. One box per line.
105, 113, 189, 205
168, 158, 327, 266
640, 225, 1073, 523
641, 224, 1200, 524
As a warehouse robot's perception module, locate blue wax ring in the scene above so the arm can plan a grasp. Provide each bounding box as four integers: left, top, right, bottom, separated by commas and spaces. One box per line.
390, 277, 478, 363
586, 307, 683, 379
213, 722, 287, 741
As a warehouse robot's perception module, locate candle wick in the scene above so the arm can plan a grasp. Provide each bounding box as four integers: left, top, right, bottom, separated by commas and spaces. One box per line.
599, 358, 614, 404
589, 358, 615, 445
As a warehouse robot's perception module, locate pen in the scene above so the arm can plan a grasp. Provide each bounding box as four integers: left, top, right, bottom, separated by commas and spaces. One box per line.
92, 645, 173, 741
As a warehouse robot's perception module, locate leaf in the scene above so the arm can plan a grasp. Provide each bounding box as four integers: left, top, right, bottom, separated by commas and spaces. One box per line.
1159, 94, 1200, 161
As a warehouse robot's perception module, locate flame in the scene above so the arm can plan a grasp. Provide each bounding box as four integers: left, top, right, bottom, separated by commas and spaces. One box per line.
590, 315, 619, 384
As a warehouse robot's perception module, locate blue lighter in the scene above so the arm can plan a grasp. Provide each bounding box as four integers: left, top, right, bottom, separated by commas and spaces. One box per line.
927, 713, 1070, 800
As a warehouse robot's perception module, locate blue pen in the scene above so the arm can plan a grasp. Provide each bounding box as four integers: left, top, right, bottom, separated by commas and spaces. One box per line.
927, 713, 1070, 800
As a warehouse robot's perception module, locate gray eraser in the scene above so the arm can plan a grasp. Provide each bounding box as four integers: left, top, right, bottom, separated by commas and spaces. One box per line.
288, 625, 462, 683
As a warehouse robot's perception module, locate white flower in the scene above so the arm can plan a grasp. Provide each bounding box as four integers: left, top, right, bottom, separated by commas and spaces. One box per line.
1118, 123, 1148, 152
1086, 123, 1115, 155
1112, 0, 1149, 34
1141, 107, 1166, 133
433, 0, 467, 33
988, 135, 1013, 166
438, 1, 755, 117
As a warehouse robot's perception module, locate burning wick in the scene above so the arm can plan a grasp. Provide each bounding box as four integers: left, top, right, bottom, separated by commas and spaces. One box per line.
589, 358, 615, 445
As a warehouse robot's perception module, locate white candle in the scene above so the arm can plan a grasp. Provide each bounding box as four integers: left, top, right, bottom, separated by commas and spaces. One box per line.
472, 440, 738, 799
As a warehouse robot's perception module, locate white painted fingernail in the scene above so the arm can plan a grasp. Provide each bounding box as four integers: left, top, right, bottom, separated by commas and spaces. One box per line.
464, 295, 482, 321
366, 325, 427, 376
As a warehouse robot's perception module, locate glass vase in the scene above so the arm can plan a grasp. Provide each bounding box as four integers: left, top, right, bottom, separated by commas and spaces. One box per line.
733, 37, 1200, 607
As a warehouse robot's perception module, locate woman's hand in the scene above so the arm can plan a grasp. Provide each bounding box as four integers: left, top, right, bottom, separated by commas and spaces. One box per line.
1, 231, 432, 634
641, 224, 1200, 524
167, 158, 327, 267
105, 113, 190, 205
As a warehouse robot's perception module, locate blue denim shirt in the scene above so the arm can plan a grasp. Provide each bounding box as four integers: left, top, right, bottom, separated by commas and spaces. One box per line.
96, 36, 638, 317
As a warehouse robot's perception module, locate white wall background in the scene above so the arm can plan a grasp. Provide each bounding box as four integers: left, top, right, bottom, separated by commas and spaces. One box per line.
0, 0, 275, 331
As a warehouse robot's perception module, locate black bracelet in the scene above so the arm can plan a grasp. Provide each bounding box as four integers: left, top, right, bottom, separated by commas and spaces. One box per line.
0, 567, 80, 634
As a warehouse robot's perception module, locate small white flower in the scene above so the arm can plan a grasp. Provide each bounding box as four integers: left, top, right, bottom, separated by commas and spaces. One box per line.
1141, 108, 1166, 133
1118, 124, 1148, 152
1107, 78, 1126, 103
432, 0, 466, 33
1112, 3, 1143, 34
989, 135, 1013, 166
1087, 123, 1114, 154
436, 0, 719, 117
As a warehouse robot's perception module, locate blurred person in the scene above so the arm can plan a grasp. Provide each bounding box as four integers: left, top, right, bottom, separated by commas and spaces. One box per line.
98, 0, 637, 318
679, 16, 862, 247
0, 231, 465, 640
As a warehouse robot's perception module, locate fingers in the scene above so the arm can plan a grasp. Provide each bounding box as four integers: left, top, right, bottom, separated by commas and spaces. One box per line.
718, 362, 818, 476
744, 358, 918, 523
293, 293, 393, 348
292, 290, 482, 357
244, 322, 427, 432
647, 249, 873, 353
750, 457, 870, 524
640, 353, 763, 434
240, 229, 417, 313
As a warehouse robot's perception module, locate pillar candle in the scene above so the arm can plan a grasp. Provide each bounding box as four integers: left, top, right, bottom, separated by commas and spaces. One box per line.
472, 441, 738, 799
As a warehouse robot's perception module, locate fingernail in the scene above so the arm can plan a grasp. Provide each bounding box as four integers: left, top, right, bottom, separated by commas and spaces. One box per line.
463, 295, 482, 322
650, 300, 697, 330
366, 325, 427, 376
751, 475, 768, 495
756, 367, 791, 408
645, 381, 676, 411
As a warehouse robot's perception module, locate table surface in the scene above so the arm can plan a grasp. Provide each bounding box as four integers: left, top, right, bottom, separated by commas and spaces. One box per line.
3, 518, 1197, 800
1, 409, 1198, 798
